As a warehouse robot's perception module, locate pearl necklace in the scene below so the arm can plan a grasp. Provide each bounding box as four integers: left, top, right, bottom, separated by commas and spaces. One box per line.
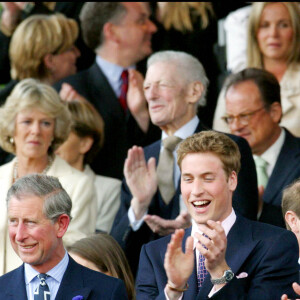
13, 156, 54, 182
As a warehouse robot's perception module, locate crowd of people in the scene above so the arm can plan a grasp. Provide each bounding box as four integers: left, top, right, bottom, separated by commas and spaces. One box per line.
0, 2, 299, 300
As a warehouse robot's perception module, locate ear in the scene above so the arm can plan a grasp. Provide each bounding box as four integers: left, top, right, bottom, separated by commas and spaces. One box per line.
103, 22, 121, 44
43, 53, 55, 70
79, 136, 93, 155
228, 171, 238, 192
186, 81, 204, 105
55, 214, 70, 238
269, 102, 282, 123
285, 211, 300, 233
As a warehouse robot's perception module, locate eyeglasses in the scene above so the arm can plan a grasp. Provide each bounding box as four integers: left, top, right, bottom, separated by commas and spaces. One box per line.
222, 106, 266, 125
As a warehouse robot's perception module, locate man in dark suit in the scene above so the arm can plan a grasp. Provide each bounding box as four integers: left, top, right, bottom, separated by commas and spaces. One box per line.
136, 131, 298, 299
54, 2, 160, 179
111, 51, 258, 276
223, 68, 300, 227
0, 174, 128, 300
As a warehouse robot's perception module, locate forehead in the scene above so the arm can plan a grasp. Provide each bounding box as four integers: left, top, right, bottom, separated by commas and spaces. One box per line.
16, 108, 52, 119
260, 3, 291, 21
122, 2, 149, 20
145, 62, 179, 83
226, 80, 263, 112
8, 195, 44, 218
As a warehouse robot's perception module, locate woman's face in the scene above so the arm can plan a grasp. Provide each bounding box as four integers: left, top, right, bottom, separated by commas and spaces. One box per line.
257, 3, 294, 63
14, 108, 55, 159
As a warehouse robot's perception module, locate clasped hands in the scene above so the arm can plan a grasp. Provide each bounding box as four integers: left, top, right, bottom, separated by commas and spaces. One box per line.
125, 146, 191, 234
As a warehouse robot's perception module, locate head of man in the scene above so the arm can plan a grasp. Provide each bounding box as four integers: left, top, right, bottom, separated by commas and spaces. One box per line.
144, 51, 208, 135
282, 179, 300, 247
177, 131, 240, 225
80, 2, 156, 66
223, 68, 282, 156
7, 174, 72, 273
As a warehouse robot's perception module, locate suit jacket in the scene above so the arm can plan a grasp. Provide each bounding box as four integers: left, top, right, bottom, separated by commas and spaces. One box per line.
111, 122, 258, 276
136, 214, 299, 300
0, 256, 128, 300
259, 129, 300, 227
0, 155, 97, 275
54, 62, 161, 179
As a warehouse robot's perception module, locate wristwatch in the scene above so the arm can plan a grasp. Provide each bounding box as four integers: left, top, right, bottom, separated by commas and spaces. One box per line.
210, 269, 234, 285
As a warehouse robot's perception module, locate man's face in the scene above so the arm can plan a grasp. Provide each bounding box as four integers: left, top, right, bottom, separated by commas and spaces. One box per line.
116, 2, 157, 64
144, 62, 194, 134
180, 152, 237, 225
8, 195, 63, 272
225, 80, 281, 155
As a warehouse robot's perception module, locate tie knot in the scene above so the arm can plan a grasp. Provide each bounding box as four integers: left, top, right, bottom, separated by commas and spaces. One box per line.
37, 273, 48, 285
162, 136, 182, 151
121, 69, 129, 82
254, 156, 268, 168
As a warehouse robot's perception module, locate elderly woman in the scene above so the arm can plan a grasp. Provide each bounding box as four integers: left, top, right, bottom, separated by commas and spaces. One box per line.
0, 79, 97, 275
56, 100, 121, 233
213, 2, 300, 136
68, 233, 135, 300
0, 13, 80, 104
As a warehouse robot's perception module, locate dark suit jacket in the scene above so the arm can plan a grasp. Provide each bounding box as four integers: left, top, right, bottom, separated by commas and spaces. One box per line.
0, 256, 128, 300
136, 214, 299, 300
259, 129, 300, 228
54, 62, 161, 179
111, 122, 258, 276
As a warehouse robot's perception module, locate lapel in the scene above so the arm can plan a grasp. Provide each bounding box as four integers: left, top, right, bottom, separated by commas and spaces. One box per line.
264, 129, 300, 205
55, 256, 92, 300
5, 265, 27, 300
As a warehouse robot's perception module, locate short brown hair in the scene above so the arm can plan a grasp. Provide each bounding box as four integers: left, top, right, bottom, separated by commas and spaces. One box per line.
177, 130, 241, 178
10, 13, 78, 80
282, 179, 300, 230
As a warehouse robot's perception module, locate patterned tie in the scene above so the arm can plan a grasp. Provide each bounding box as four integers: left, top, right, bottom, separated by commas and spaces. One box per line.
119, 69, 129, 112
197, 252, 208, 292
34, 273, 50, 300
157, 136, 182, 205
254, 156, 269, 188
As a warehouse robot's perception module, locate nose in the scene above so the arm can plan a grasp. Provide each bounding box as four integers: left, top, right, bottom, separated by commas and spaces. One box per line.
15, 222, 28, 242
147, 18, 157, 34
145, 84, 159, 101
191, 179, 204, 196
229, 117, 245, 132
73, 45, 81, 58
269, 24, 279, 37
31, 122, 41, 135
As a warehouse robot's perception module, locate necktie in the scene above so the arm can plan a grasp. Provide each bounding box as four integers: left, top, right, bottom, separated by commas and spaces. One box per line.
197, 252, 208, 292
254, 156, 269, 188
34, 273, 50, 300
157, 136, 182, 205
119, 69, 129, 112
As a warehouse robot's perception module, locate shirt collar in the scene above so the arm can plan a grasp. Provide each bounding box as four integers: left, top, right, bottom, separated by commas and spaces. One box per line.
25, 250, 69, 284
191, 209, 236, 250
161, 115, 199, 141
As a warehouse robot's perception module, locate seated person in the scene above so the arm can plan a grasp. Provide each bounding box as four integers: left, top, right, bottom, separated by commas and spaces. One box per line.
0, 174, 127, 299
56, 100, 121, 233
68, 233, 135, 300
136, 131, 298, 300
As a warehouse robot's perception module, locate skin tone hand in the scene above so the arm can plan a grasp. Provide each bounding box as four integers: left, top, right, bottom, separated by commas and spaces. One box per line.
164, 229, 194, 300
144, 211, 192, 236
281, 283, 300, 300
59, 83, 88, 103
197, 220, 229, 287
124, 146, 157, 220
127, 69, 150, 133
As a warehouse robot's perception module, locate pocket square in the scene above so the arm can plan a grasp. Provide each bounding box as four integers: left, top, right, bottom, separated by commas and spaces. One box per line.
236, 272, 248, 279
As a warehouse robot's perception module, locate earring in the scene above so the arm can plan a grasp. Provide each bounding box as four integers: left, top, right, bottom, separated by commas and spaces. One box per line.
9, 137, 14, 145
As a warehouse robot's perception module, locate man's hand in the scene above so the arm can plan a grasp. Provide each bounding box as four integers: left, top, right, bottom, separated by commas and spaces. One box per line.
196, 220, 229, 283
164, 229, 194, 300
127, 69, 150, 133
281, 282, 300, 300
144, 211, 191, 236
124, 146, 157, 220
59, 83, 88, 103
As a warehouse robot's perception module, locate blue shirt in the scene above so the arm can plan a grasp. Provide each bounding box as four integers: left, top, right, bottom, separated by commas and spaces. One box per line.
25, 250, 69, 300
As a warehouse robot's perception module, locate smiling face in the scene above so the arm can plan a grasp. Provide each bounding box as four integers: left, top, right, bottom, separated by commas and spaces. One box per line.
144, 61, 197, 135
180, 152, 237, 225
257, 3, 293, 63
14, 109, 55, 160
8, 195, 65, 273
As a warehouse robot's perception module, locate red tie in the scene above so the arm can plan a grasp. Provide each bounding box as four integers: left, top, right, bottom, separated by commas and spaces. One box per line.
119, 70, 129, 111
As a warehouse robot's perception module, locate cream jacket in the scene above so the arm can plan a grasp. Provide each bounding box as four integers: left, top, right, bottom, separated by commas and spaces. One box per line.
0, 155, 97, 275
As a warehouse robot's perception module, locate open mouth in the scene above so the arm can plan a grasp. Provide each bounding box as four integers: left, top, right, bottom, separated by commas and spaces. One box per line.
192, 200, 210, 209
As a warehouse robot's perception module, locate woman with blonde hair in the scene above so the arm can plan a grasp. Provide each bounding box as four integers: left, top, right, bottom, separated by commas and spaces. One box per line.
68, 233, 135, 300
213, 2, 300, 136
0, 13, 80, 103
0, 78, 97, 275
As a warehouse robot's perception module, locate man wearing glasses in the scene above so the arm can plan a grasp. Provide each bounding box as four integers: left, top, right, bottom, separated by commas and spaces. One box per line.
223, 68, 300, 228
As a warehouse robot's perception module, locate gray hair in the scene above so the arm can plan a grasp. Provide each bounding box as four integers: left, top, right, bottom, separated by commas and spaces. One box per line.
147, 50, 209, 106
6, 174, 72, 222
